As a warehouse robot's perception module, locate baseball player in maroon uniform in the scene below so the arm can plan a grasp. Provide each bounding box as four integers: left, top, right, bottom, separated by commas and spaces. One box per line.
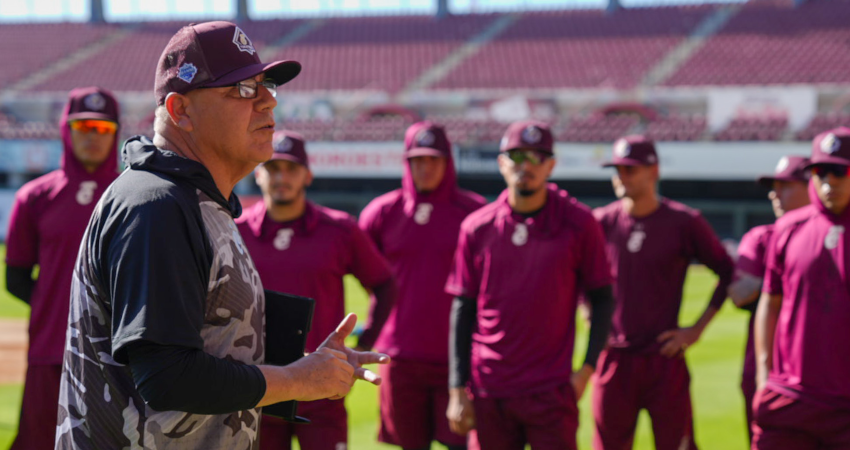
592, 135, 734, 450
359, 122, 486, 450
728, 155, 810, 442
5, 87, 120, 450
445, 120, 615, 450
753, 127, 850, 449
236, 131, 397, 450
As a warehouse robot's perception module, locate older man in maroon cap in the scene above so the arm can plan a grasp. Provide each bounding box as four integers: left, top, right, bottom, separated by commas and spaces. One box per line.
236, 131, 397, 450
728, 155, 810, 442
446, 120, 614, 450
591, 135, 734, 450
55, 22, 388, 450
5, 87, 120, 450
753, 127, 850, 449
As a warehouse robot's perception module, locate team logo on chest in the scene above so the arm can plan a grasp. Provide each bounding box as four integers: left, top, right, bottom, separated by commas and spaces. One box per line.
75, 181, 97, 205
512, 223, 529, 246
627, 225, 646, 253
825, 225, 844, 250
414, 203, 433, 225
274, 228, 295, 251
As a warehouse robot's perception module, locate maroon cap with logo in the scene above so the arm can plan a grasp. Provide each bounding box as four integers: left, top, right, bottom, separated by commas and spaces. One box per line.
405, 122, 451, 158
499, 120, 554, 154
807, 126, 850, 167
269, 131, 309, 168
67, 86, 120, 123
602, 135, 658, 167
757, 155, 811, 187
154, 21, 301, 106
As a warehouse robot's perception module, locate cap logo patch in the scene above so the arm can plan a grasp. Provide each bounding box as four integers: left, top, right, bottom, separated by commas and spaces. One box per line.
232, 27, 256, 55
83, 93, 106, 111
647, 154, 657, 164
278, 136, 293, 152
821, 133, 841, 154
521, 126, 542, 145
416, 129, 436, 148
614, 139, 631, 158
177, 63, 198, 83
775, 157, 789, 174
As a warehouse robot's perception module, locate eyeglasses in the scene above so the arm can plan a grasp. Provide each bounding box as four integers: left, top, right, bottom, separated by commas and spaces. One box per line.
69, 119, 117, 135
811, 164, 850, 179
229, 79, 279, 99
506, 149, 551, 165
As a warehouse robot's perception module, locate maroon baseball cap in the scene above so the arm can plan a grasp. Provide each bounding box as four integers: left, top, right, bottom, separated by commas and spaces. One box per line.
757, 156, 811, 187
66, 86, 119, 123
602, 135, 658, 167
269, 131, 309, 168
499, 120, 554, 154
154, 21, 301, 106
405, 122, 451, 158
806, 126, 850, 168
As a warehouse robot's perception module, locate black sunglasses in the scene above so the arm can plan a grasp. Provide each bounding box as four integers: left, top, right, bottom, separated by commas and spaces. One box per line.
811, 164, 850, 179
506, 149, 551, 165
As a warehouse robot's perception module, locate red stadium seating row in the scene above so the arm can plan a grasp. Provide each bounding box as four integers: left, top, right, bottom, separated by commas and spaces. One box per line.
5, 0, 849, 93
664, 0, 850, 86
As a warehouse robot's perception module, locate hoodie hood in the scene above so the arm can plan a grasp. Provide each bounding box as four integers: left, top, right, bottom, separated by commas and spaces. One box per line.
401, 135, 459, 217
122, 136, 242, 217
808, 177, 850, 224
60, 87, 120, 182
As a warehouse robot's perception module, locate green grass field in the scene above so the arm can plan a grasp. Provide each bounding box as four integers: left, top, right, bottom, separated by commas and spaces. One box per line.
0, 266, 750, 449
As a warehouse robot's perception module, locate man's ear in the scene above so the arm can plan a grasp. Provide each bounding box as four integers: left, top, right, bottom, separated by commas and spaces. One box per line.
164, 93, 193, 132
305, 168, 314, 187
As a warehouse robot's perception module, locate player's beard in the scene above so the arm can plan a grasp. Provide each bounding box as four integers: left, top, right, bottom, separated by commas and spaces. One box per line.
271, 186, 305, 206
517, 188, 538, 197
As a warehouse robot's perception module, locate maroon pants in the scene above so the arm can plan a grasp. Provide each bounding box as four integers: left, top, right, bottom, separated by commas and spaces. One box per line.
469, 384, 578, 450
378, 359, 467, 449
752, 387, 850, 450
592, 349, 697, 450
260, 398, 347, 450
11, 364, 62, 450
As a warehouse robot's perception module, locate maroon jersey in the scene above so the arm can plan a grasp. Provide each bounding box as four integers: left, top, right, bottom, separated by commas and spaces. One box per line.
593, 199, 733, 353
5, 97, 119, 365
359, 144, 485, 364
236, 200, 392, 352
736, 224, 774, 380
763, 181, 850, 408
446, 184, 612, 398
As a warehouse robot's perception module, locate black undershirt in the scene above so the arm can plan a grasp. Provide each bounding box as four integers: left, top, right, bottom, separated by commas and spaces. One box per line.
127, 341, 266, 414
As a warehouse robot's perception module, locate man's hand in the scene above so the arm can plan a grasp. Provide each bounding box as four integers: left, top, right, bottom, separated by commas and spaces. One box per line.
318, 313, 390, 389
571, 364, 594, 400
447, 387, 475, 436
657, 326, 702, 358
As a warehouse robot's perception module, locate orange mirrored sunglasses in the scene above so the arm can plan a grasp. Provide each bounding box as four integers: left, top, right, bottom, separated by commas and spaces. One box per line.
70, 119, 117, 135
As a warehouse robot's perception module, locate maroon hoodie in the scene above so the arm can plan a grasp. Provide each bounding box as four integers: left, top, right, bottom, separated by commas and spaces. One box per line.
359, 125, 486, 364
6, 87, 119, 365
762, 179, 850, 408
